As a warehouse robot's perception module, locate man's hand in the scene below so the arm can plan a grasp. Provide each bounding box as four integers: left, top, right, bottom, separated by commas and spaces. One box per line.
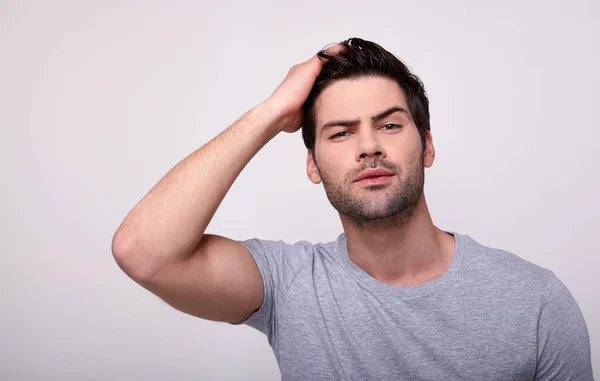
266, 43, 345, 133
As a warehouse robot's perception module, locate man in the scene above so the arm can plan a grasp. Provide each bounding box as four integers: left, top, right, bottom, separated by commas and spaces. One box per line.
112, 38, 594, 380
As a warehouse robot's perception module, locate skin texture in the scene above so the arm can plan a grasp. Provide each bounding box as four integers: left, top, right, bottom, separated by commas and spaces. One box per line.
306, 76, 456, 287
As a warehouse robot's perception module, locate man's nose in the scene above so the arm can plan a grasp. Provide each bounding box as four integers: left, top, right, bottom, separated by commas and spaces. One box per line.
356, 129, 386, 161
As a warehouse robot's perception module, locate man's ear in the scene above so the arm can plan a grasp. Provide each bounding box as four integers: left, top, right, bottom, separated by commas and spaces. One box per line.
306, 150, 322, 184
423, 130, 435, 168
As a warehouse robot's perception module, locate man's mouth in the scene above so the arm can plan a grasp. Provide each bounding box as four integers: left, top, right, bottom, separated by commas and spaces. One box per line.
353, 168, 395, 182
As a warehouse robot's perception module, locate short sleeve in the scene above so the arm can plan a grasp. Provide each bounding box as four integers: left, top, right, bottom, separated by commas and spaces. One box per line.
228, 238, 312, 343
535, 272, 594, 380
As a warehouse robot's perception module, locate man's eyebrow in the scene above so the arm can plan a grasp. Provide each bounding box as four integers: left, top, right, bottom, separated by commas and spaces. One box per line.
372, 106, 410, 121
320, 106, 410, 131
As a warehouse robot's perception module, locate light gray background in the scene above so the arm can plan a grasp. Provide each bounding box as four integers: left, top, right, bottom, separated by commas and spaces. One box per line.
1, 1, 598, 379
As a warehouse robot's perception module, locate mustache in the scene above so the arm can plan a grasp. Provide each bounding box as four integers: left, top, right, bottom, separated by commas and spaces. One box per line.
353, 158, 398, 175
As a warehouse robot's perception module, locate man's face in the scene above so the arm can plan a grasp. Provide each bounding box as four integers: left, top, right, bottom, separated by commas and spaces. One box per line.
306, 76, 434, 223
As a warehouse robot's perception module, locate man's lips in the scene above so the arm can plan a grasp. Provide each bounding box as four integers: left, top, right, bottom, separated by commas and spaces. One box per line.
353, 168, 395, 182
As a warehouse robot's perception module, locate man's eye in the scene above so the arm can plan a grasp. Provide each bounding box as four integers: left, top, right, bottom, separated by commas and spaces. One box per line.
381, 124, 401, 130
330, 131, 351, 140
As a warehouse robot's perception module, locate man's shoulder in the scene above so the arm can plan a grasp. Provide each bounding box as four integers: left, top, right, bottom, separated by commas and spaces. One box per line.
457, 233, 556, 290
239, 235, 338, 253
237, 234, 342, 268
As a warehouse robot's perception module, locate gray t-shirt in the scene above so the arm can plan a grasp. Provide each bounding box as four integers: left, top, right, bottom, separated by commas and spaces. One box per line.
231, 232, 593, 380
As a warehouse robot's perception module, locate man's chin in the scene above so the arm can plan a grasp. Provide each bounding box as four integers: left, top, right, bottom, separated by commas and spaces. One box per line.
342, 207, 399, 222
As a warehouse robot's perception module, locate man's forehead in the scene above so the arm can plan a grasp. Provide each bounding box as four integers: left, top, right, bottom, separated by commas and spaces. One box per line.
314, 77, 410, 130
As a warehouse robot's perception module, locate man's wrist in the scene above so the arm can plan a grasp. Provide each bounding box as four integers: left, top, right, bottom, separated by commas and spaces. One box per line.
253, 98, 288, 135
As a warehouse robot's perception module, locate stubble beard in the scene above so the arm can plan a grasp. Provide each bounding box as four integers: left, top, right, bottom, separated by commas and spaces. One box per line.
317, 150, 424, 229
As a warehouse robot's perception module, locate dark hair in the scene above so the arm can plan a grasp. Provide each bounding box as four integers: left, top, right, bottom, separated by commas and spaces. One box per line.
301, 37, 430, 157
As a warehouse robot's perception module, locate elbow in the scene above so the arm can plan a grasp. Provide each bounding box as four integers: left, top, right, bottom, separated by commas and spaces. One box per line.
111, 230, 155, 282
111, 227, 135, 265
111, 228, 130, 260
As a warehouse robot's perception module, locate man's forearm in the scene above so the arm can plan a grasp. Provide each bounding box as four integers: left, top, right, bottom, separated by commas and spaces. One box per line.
111, 100, 284, 279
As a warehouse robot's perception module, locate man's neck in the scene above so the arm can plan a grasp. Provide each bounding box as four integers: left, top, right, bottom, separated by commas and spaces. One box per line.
340, 196, 455, 287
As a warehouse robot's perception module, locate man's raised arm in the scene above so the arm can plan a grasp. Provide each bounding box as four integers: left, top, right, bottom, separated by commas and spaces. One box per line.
111, 45, 343, 322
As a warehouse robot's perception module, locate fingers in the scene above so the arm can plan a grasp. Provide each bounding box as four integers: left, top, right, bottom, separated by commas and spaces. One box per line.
300, 42, 346, 67
292, 54, 324, 76
300, 53, 322, 66
285, 42, 346, 80
315, 43, 346, 67
321, 42, 346, 56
